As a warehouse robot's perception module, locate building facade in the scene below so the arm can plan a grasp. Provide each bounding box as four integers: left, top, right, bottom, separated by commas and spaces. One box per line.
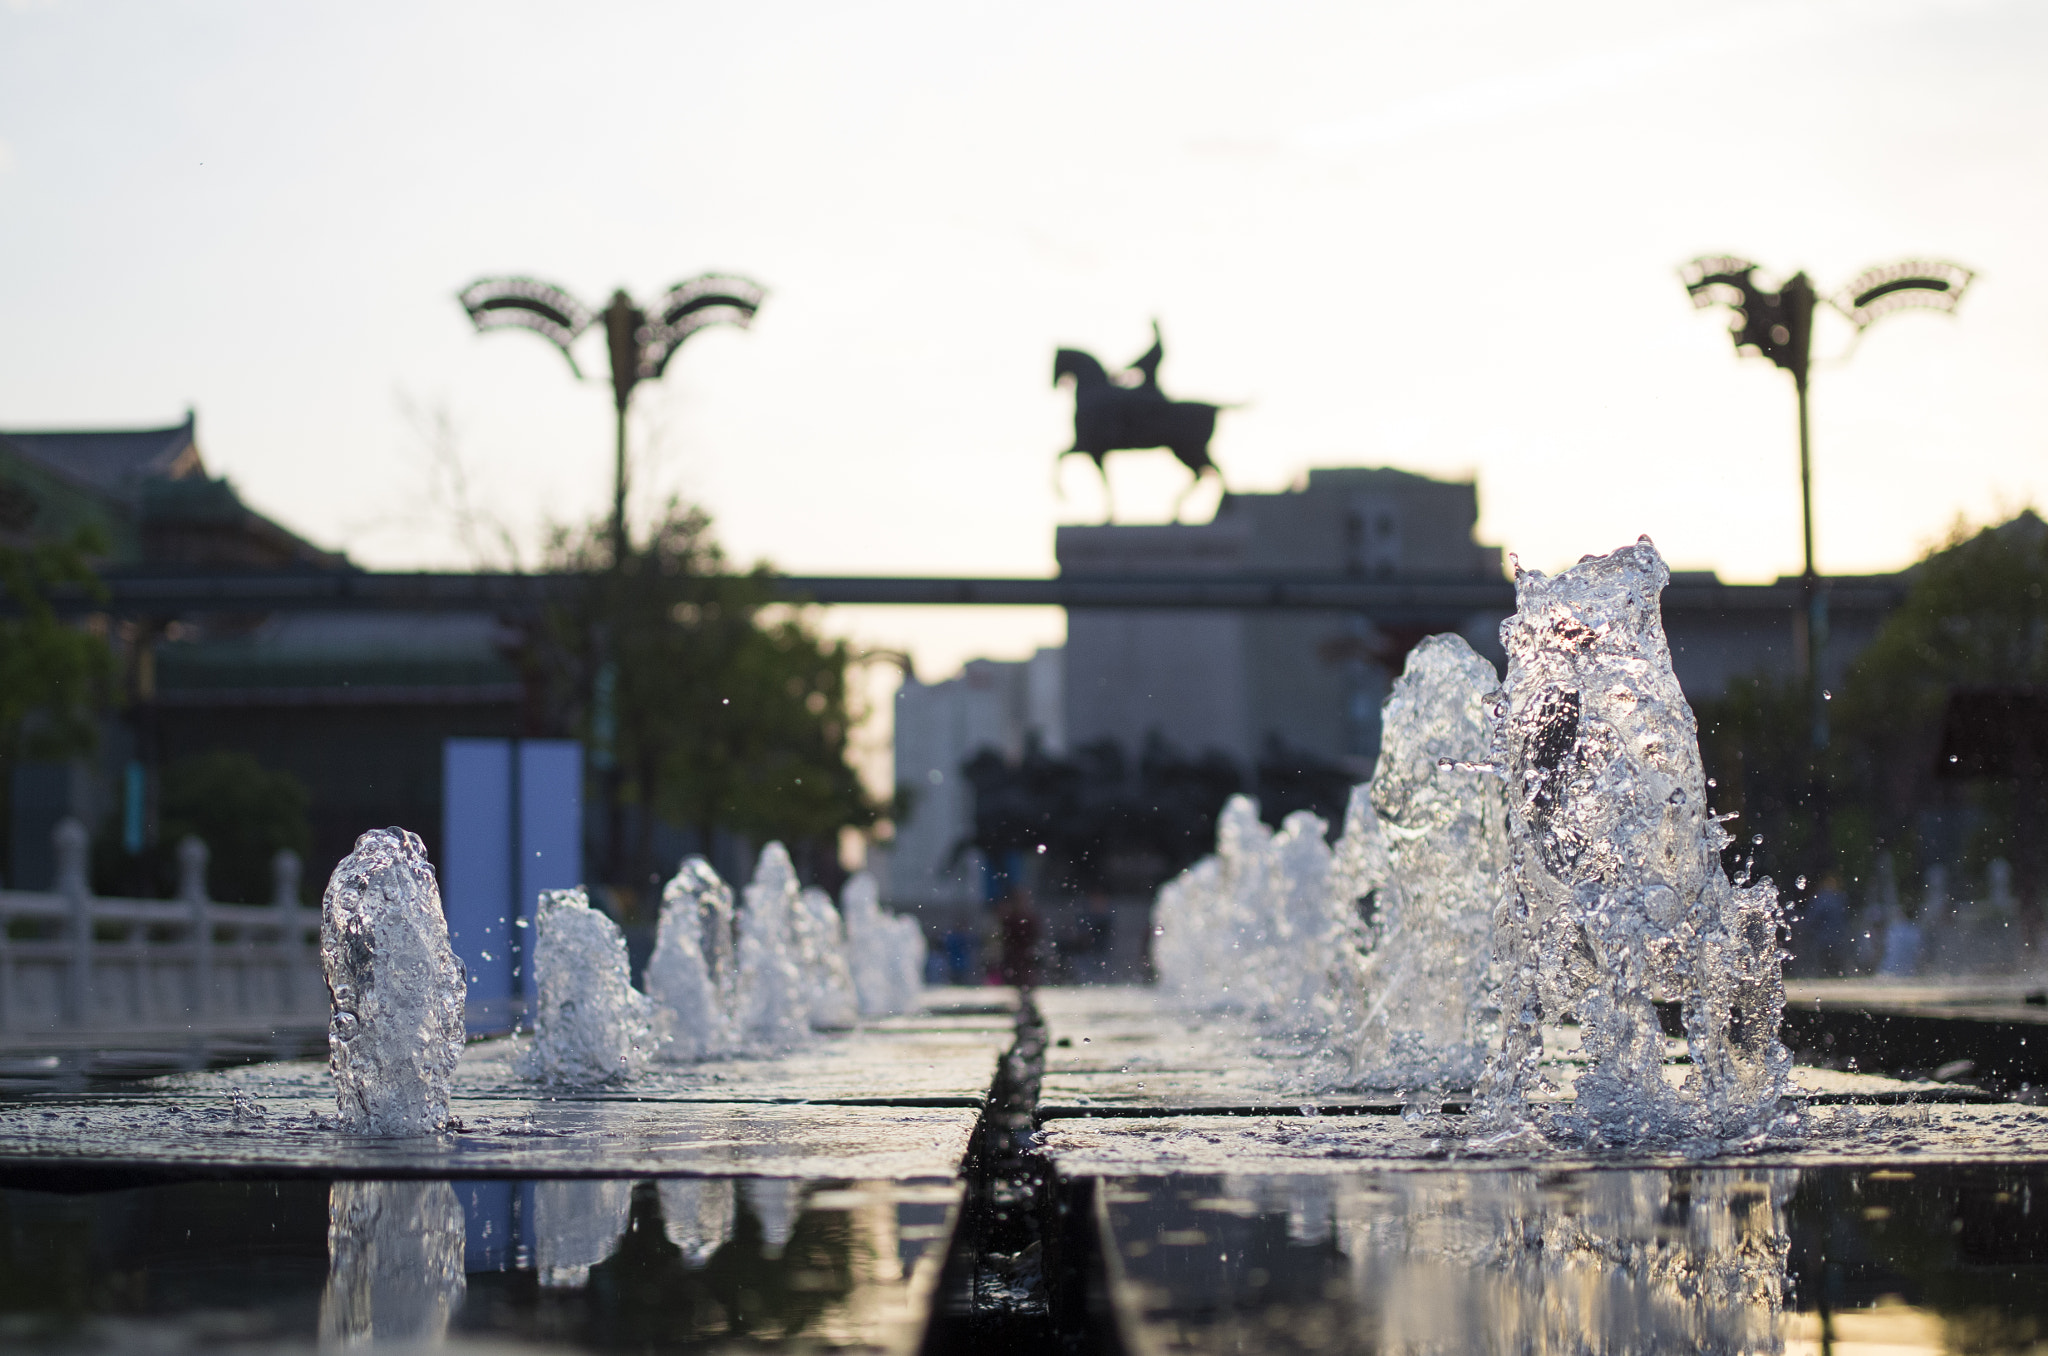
1059, 467, 1507, 775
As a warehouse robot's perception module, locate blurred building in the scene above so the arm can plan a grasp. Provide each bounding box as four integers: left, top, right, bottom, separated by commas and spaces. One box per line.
1, 413, 526, 893
875, 649, 1063, 913
1059, 467, 1506, 774
884, 465, 1910, 922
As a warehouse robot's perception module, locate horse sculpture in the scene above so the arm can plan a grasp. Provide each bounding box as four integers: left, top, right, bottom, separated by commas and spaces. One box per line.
1055, 323, 1226, 520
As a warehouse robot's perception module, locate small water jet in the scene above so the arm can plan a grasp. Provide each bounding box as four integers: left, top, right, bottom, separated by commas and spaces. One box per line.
522, 887, 653, 1085
646, 856, 740, 1061
1472, 536, 1790, 1148
1154, 797, 1355, 1027
843, 870, 927, 1017
798, 885, 862, 1030
734, 843, 815, 1049
320, 827, 466, 1135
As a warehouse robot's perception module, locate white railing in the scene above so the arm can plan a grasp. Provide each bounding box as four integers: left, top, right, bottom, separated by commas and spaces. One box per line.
0, 818, 328, 1042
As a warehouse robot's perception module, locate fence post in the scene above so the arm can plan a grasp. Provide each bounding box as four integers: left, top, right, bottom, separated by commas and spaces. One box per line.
272, 849, 302, 908
178, 835, 211, 1024
55, 817, 92, 1027
271, 848, 303, 1016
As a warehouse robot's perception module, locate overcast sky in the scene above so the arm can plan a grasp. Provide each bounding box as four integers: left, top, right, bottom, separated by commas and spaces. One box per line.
3, 0, 2045, 691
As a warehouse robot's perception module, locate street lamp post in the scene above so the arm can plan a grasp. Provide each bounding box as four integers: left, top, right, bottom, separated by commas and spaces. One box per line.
459, 273, 766, 562
1681, 256, 1974, 690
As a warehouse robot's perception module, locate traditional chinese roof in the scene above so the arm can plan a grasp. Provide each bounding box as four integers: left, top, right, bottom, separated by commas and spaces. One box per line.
0, 410, 204, 502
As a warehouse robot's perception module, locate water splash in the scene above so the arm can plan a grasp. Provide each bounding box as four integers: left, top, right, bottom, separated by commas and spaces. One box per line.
1471, 537, 1790, 1149
1153, 797, 1355, 1027
797, 886, 862, 1030
320, 828, 465, 1136
734, 844, 814, 1050
843, 870, 927, 1017
522, 888, 653, 1086
646, 856, 740, 1061
1343, 634, 1508, 1092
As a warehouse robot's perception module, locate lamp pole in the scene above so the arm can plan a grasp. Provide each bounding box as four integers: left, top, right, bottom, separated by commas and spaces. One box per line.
1682, 256, 1972, 695
460, 273, 766, 562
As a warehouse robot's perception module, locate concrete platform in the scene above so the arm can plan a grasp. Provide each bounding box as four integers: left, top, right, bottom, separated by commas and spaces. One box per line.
1032, 986, 1996, 1118
1778, 978, 2048, 1087
0, 1095, 979, 1180
0, 991, 1017, 1180
1037, 1101, 2048, 1175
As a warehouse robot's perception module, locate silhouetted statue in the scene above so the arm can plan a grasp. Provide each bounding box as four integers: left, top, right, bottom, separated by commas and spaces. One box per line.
1055, 323, 1225, 520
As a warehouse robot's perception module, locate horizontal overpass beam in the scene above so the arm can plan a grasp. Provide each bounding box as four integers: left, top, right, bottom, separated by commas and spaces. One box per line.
23, 571, 1907, 618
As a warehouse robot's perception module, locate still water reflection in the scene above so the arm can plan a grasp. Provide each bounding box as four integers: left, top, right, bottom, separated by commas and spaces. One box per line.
0, 1174, 958, 1352
1100, 1165, 2048, 1355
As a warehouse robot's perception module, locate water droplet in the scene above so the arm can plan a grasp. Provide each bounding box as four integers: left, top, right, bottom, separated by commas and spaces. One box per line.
1795, 875, 1808, 890
1706, 777, 1717, 789
1299, 1104, 1319, 1117
1822, 689, 1833, 701
332, 1010, 359, 1040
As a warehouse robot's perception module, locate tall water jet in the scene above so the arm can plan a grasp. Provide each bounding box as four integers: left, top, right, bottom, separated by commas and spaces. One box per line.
1344, 634, 1508, 1091
523, 888, 653, 1085
646, 856, 739, 1061
1472, 537, 1789, 1148
843, 870, 924, 1017
734, 843, 813, 1049
797, 885, 861, 1029
320, 828, 465, 1136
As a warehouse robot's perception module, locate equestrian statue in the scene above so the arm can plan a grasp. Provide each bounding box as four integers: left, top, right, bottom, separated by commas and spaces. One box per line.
1054, 323, 1228, 520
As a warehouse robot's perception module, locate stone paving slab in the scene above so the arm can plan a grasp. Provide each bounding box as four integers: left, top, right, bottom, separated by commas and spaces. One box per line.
0, 1096, 978, 1179
1036, 1064, 1988, 1118
1034, 987, 1988, 1117
1038, 1101, 2048, 1175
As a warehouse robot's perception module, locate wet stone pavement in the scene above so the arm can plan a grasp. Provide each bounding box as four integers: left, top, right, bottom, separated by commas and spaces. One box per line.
4, 985, 2048, 1352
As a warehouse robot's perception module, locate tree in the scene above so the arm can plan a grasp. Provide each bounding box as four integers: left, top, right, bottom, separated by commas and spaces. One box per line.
1834, 511, 2048, 937
0, 530, 116, 886
95, 750, 314, 903
1697, 511, 2048, 942
536, 501, 878, 907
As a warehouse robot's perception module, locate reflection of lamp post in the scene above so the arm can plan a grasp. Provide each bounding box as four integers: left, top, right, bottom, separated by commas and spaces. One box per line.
459, 274, 765, 561
1681, 256, 1974, 684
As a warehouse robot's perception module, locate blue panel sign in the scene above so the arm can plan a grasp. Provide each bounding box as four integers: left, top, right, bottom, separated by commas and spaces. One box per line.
442, 737, 583, 1032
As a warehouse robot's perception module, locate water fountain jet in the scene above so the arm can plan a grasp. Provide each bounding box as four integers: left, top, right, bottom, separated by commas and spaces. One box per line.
320, 827, 466, 1135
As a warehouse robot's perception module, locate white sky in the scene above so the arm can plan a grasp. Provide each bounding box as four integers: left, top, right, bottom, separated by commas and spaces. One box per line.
4, 0, 2045, 705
